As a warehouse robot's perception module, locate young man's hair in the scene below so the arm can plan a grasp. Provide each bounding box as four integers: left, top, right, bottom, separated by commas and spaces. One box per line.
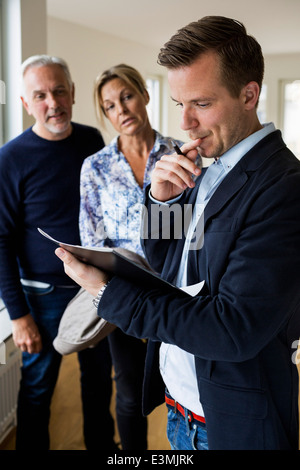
157, 16, 264, 99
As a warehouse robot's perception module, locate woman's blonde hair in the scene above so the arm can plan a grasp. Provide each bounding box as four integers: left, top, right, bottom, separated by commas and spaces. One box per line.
94, 64, 148, 127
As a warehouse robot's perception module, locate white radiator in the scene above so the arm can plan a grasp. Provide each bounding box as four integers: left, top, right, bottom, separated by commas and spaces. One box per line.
0, 336, 22, 443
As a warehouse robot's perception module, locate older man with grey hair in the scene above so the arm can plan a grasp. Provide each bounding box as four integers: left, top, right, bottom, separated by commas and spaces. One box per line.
0, 55, 116, 450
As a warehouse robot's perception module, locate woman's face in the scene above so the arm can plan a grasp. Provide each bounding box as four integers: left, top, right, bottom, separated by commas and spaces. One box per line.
101, 77, 150, 136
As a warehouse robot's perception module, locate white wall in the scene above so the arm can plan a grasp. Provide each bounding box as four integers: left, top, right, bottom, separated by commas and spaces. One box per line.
2, 6, 300, 147
47, 16, 186, 144
47, 16, 300, 148
264, 53, 300, 128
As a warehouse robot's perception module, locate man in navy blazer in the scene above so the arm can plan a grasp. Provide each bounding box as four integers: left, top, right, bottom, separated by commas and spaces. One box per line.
56, 16, 300, 450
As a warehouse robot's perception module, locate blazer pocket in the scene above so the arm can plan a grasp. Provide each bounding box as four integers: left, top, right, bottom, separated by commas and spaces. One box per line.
205, 217, 239, 233
200, 378, 268, 419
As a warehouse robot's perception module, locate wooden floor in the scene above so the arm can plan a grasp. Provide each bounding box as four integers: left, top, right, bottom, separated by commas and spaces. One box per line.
2, 353, 300, 451
1, 353, 170, 451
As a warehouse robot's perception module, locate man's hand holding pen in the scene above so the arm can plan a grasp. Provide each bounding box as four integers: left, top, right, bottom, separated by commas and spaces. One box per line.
151, 138, 202, 202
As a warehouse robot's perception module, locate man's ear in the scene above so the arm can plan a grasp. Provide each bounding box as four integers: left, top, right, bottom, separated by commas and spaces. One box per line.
243, 81, 260, 110
71, 82, 75, 104
20, 96, 32, 116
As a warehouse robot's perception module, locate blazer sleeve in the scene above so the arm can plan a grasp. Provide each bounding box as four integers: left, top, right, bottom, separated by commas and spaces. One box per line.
99, 168, 300, 363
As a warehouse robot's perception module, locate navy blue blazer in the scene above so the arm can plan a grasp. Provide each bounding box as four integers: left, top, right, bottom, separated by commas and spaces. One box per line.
100, 130, 300, 449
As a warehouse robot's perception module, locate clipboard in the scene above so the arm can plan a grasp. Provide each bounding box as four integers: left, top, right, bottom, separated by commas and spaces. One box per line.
38, 228, 181, 293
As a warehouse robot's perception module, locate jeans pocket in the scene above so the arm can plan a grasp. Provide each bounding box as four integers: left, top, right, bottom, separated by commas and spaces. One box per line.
166, 408, 180, 449
22, 284, 55, 296
192, 422, 209, 450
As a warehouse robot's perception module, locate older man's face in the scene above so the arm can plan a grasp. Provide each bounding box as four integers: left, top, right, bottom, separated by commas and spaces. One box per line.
21, 64, 74, 141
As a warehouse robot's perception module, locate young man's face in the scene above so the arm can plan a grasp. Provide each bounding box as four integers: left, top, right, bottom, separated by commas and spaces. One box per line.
168, 51, 260, 159
21, 64, 74, 141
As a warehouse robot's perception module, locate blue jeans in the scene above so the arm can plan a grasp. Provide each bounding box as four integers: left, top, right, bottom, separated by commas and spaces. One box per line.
16, 284, 115, 450
166, 405, 209, 450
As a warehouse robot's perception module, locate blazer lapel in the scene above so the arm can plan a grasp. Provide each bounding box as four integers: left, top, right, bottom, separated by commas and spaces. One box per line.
204, 164, 248, 226
161, 167, 248, 285
203, 130, 286, 225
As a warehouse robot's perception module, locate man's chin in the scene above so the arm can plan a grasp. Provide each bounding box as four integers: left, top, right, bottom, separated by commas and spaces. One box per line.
45, 122, 71, 137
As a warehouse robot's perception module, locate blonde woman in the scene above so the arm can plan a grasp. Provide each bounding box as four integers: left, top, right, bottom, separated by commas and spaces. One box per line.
79, 64, 183, 449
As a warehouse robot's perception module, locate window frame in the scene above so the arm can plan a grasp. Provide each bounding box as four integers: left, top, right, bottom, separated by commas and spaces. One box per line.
146, 74, 163, 132
279, 79, 300, 159
0, 0, 4, 146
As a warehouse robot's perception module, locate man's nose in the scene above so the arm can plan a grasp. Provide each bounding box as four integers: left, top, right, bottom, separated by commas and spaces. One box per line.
180, 107, 198, 131
47, 92, 59, 108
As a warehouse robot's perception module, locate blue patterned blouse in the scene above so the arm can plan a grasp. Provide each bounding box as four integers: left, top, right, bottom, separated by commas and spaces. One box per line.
79, 131, 183, 255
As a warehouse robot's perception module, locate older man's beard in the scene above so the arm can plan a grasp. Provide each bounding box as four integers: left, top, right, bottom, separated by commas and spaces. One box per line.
45, 109, 71, 135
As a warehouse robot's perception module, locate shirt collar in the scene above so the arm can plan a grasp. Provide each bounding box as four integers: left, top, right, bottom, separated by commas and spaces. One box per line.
218, 122, 276, 174
152, 130, 174, 154
112, 130, 175, 160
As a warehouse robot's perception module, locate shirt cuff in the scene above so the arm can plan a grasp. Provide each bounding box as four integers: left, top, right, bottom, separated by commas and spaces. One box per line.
148, 189, 184, 205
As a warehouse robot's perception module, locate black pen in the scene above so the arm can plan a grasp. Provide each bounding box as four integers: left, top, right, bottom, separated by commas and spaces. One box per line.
171, 140, 185, 155
171, 140, 202, 180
